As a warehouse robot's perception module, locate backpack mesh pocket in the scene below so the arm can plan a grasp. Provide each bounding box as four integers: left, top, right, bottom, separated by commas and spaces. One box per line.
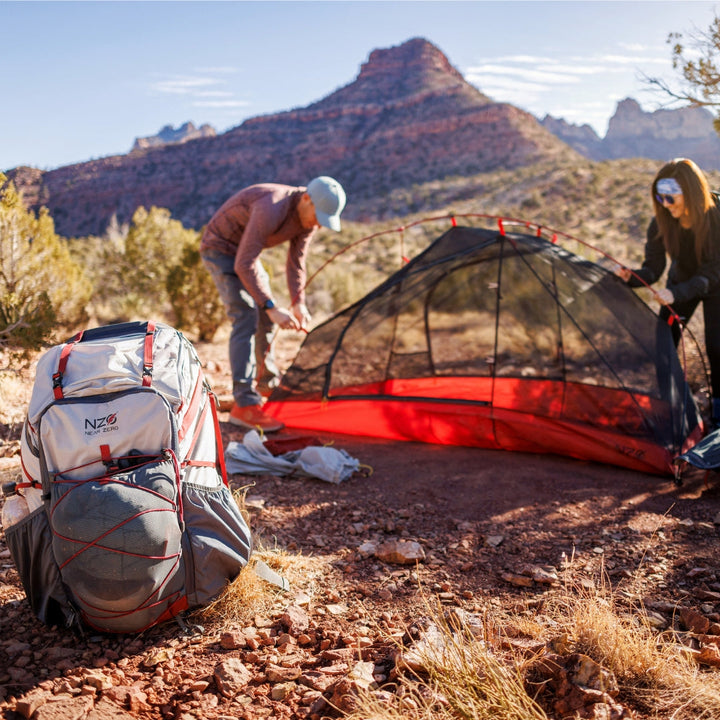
49, 451, 186, 632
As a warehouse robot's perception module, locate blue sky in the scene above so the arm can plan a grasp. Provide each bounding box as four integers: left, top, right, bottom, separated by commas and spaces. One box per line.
2, 0, 718, 171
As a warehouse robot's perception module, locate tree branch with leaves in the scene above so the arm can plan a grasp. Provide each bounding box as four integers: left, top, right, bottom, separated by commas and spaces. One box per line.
645, 15, 720, 135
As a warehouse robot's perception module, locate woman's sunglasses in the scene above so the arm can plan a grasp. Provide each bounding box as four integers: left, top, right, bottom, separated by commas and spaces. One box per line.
655, 193, 681, 205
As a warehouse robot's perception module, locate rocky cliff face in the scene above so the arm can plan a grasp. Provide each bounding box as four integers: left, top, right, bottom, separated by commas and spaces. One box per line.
131, 122, 216, 152
602, 98, 720, 166
540, 115, 604, 160
7, 37, 579, 238
542, 98, 720, 170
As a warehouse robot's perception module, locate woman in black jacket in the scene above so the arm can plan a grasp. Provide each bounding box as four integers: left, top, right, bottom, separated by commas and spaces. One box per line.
616, 158, 720, 424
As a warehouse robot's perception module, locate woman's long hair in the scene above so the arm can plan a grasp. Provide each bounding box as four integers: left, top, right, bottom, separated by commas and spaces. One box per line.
652, 158, 720, 263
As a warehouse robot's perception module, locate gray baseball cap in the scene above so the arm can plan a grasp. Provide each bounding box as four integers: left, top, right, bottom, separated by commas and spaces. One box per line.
307, 176, 346, 231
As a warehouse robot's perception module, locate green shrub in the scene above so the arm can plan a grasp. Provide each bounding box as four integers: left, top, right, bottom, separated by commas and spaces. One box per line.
0, 174, 91, 360
90, 206, 197, 322
166, 239, 226, 341
0, 289, 56, 359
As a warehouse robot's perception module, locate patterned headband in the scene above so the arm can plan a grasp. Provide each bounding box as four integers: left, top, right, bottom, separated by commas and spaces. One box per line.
656, 178, 682, 195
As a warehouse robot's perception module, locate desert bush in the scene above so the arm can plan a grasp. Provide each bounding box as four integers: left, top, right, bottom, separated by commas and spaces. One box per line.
166, 239, 226, 341
89, 206, 196, 322
0, 174, 91, 360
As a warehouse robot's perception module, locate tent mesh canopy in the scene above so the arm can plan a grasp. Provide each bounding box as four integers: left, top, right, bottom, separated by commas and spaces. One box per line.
267, 225, 702, 475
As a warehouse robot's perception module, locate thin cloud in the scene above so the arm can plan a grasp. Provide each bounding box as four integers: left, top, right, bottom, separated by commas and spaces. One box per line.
466, 64, 583, 84
148, 72, 252, 114
192, 100, 250, 108
555, 110, 610, 130
485, 54, 556, 64
465, 57, 624, 94
619, 42, 649, 52
477, 78, 553, 96
196, 91, 234, 98
535, 63, 601, 76
151, 76, 224, 95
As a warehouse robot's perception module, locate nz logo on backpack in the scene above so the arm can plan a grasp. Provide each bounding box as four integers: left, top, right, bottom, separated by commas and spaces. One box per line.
7, 321, 253, 633
84, 412, 118, 435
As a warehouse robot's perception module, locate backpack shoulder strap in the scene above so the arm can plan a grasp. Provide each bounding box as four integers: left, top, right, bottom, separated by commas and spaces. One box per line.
52, 331, 84, 399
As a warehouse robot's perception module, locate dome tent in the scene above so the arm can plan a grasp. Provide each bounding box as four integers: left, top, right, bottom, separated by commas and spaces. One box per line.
264, 220, 703, 475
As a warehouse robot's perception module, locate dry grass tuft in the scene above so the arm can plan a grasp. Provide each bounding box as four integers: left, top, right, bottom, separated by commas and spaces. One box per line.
346, 601, 548, 720
345, 584, 720, 720
417, 630, 547, 720
195, 487, 327, 625
196, 543, 321, 624
196, 557, 273, 625
548, 589, 720, 719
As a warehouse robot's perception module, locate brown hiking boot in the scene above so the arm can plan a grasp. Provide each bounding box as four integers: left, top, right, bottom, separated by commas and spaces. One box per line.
229, 404, 284, 433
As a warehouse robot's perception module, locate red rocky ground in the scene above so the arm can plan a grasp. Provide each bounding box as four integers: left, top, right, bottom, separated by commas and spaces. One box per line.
1, 338, 720, 719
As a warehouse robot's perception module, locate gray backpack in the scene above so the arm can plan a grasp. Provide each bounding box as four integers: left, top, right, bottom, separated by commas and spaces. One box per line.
7, 321, 252, 633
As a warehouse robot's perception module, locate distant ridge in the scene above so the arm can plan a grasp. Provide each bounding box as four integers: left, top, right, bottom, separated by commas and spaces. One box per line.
6, 37, 578, 237
542, 98, 720, 169
131, 121, 216, 152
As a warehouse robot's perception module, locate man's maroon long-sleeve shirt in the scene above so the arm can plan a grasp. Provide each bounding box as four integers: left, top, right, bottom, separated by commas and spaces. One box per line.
200, 183, 315, 307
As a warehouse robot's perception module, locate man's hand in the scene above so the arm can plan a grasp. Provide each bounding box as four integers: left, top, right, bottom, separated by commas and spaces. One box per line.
291, 303, 312, 331
267, 306, 300, 331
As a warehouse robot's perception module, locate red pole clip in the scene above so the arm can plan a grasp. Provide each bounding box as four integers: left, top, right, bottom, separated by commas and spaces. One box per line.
497, 218, 505, 236
451, 216, 457, 227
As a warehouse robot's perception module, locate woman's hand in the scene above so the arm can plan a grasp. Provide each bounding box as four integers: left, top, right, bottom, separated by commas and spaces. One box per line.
611, 263, 632, 282
656, 288, 675, 306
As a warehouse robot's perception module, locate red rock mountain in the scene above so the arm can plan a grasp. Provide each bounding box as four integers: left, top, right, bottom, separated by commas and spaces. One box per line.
9, 38, 579, 237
